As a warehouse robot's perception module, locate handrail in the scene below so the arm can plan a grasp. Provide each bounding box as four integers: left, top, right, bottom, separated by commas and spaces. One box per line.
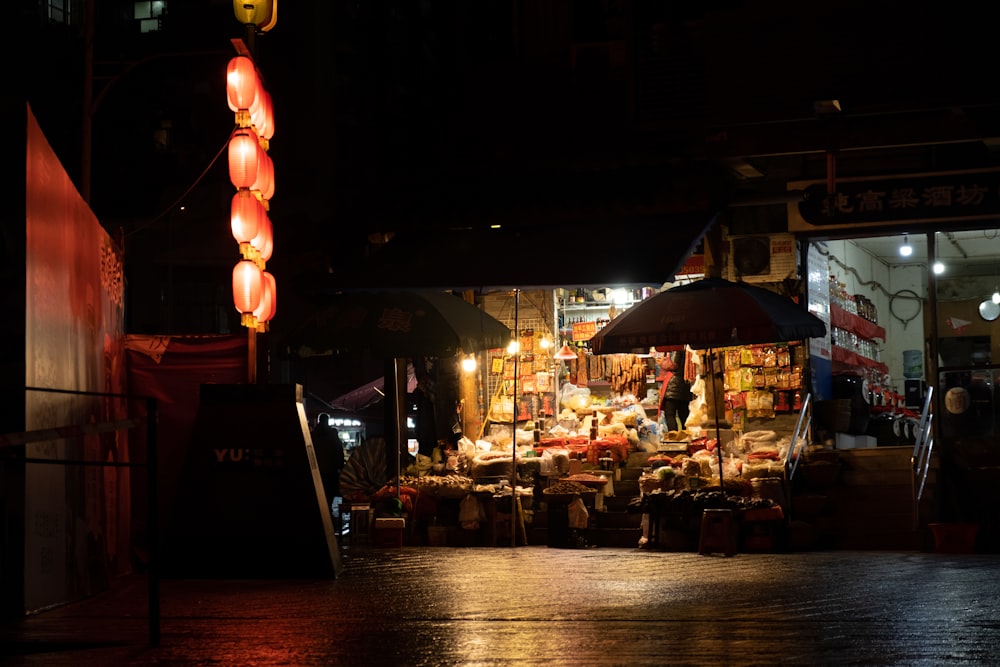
911, 385, 935, 531
12, 386, 160, 647
785, 392, 812, 481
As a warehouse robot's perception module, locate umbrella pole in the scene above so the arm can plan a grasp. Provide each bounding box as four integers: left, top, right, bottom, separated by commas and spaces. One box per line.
394, 357, 407, 501
708, 348, 725, 489
510, 290, 519, 547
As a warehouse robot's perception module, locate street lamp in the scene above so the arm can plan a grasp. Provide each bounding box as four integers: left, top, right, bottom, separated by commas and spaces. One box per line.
225, 36, 277, 382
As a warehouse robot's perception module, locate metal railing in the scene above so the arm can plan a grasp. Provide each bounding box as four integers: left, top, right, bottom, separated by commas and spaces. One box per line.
785, 392, 812, 482
2, 387, 160, 646
911, 385, 935, 531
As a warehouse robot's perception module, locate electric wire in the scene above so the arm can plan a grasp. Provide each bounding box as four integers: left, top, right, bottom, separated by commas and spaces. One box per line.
124, 128, 235, 239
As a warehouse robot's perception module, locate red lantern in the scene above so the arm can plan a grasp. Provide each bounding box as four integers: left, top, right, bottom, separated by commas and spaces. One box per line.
251, 212, 273, 262
251, 88, 274, 142
252, 149, 275, 201
226, 56, 259, 113
232, 260, 263, 315
228, 128, 260, 189
231, 190, 263, 244
253, 271, 277, 324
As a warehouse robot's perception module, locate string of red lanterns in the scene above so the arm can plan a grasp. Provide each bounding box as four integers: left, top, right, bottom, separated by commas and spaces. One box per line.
229, 1, 278, 384
226, 46, 276, 334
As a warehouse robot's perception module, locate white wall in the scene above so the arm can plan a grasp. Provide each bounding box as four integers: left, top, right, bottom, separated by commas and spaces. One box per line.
820, 239, 926, 392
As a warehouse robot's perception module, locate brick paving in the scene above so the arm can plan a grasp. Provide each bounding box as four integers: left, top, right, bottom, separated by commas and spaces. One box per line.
4, 545, 1000, 666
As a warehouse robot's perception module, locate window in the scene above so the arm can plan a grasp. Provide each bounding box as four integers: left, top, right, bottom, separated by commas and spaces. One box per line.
48, 0, 70, 25
134, 0, 166, 33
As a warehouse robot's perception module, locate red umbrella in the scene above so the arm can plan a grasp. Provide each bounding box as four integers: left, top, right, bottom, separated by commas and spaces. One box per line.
590, 278, 826, 488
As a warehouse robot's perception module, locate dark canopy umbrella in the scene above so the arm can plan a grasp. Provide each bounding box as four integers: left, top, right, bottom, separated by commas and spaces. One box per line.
288, 290, 512, 495
290, 290, 512, 359
590, 277, 827, 354
589, 278, 827, 488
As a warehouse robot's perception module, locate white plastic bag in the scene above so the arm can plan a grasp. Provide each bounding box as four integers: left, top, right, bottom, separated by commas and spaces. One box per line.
459, 494, 486, 530
567, 497, 589, 529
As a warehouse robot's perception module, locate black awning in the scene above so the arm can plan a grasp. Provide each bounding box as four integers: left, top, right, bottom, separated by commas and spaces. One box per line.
325, 213, 717, 292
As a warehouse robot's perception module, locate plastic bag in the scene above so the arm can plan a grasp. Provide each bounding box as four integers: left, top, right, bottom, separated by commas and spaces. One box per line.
567, 497, 589, 529
458, 494, 486, 529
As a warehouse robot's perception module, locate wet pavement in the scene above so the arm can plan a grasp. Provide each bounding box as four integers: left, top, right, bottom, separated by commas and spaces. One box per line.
4, 544, 1000, 666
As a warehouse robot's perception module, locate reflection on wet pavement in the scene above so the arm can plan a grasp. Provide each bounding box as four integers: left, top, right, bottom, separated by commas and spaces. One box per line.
5, 547, 1000, 665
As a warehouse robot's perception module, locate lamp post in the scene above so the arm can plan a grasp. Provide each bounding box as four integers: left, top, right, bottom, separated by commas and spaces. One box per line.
227, 3, 278, 383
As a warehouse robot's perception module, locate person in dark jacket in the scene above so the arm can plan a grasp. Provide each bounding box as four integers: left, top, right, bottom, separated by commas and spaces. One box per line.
658, 351, 691, 431
311, 413, 345, 509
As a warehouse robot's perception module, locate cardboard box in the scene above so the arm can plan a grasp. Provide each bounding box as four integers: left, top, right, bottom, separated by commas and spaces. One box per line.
374, 517, 405, 548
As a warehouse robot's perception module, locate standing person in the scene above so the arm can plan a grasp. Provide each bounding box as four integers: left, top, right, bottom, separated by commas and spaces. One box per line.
311, 413, 344, 513
659, 351, 691, 431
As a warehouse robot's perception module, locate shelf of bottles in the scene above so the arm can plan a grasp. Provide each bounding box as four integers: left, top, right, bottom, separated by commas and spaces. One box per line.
829, 275, 890, 405
558, 287, 648, 351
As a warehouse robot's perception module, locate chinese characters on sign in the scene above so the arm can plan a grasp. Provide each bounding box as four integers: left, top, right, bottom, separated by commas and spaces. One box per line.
572, 320, 597, 342
376, 307, 413, 333
794, 168, 1000, 229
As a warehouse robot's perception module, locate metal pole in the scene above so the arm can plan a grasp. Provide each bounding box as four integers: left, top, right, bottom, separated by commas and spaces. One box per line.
708, 349, 725, 489
394, 358, 407, 500
146, 397, 160, 647
247, 328, 257, 383
81, 0, 95, 203
510, 290, 519, 547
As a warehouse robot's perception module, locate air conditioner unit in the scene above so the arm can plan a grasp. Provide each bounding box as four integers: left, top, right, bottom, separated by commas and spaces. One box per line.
730, 234, 796, 283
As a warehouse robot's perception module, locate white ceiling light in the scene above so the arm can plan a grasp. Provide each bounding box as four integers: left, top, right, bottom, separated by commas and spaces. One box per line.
899, 234, 913, 257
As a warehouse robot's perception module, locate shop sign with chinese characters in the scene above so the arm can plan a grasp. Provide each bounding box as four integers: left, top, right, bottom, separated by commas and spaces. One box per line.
572, 320, 597, 341
788, 167, 1000, 233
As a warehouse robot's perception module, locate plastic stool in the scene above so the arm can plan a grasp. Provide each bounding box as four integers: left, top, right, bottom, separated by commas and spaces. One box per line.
698, 508, 737, 556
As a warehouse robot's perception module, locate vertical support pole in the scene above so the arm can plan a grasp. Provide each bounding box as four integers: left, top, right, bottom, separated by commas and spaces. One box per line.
510, 290, 519, 547
146, 397, 160, 647
248, 327, 257, 383
81, 0, 95, 203
394, 358, 407, 499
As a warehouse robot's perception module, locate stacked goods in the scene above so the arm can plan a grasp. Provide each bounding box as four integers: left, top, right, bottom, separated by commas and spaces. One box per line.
564, 472, 613, 489
543, 480, 599, 503
741, 429, 779, 453
397, 474, 474, 498
606, 354, 649, 399
642, 488, 777, 515
470, 451, 514, 478
545, 480, 598, 495
738, 430, 790, 481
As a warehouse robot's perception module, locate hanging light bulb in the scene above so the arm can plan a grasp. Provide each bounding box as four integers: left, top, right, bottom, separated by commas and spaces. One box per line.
932, 261, 945, 275
461, 354, 477, 373
899, 233, 913, 257
554, 343, 578, 360
992, 287, 1000, 305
